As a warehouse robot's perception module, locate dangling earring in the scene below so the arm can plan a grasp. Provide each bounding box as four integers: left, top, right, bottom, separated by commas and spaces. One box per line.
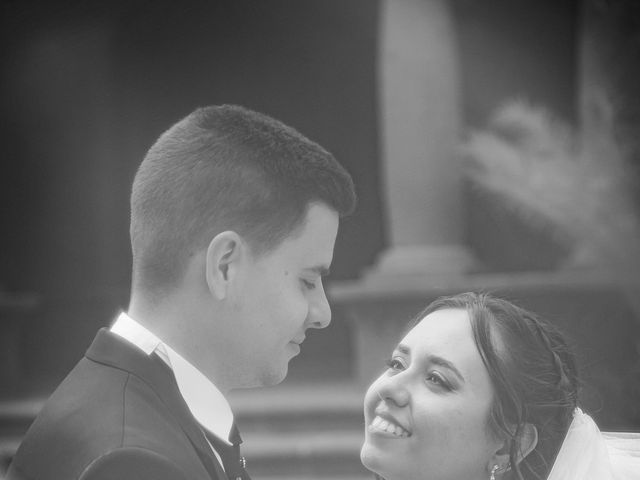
489, 464, 499, 480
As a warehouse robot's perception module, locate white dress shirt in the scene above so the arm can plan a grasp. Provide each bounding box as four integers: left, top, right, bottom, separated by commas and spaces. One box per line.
110, 312, 234, 468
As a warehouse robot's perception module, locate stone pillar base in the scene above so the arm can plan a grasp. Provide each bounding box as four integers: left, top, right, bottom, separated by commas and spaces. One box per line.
362, 244, 476, 283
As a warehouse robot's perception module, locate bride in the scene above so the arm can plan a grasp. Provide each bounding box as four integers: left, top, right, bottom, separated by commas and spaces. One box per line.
360, 292, 640, 480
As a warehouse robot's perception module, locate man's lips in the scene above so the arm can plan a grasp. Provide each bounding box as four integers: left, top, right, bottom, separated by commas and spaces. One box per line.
288, 337, 305, 354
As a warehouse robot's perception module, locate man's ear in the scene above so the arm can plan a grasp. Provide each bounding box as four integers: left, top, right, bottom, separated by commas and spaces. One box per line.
488, 423, 538, 475
205, 231, 245, 300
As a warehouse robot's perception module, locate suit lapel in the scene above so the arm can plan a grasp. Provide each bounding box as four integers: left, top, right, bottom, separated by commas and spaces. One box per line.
85, 328, 228, 480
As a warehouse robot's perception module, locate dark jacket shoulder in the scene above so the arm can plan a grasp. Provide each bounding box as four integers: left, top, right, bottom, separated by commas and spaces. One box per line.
7, 330, 219, 480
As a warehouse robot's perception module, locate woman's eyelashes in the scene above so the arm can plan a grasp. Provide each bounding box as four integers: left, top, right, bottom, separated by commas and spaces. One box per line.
386, 357, 406, 371
425, 372, 452, 391
385, 357, 453, 391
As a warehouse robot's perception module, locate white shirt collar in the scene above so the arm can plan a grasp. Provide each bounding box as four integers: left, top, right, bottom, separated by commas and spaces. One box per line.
110, 312, 234, 446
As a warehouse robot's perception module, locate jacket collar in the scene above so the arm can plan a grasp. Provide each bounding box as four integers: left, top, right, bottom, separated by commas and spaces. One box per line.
110, 312, 234, 445
85, 328, 228, 480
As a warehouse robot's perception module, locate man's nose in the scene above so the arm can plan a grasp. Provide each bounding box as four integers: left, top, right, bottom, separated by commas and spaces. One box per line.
307, 284, 331, 329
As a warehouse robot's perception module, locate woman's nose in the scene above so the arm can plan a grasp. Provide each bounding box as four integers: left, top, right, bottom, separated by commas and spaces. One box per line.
376, 371, 410, 407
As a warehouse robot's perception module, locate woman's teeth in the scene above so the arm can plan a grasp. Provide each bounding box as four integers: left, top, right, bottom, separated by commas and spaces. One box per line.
370, 415, 410, 437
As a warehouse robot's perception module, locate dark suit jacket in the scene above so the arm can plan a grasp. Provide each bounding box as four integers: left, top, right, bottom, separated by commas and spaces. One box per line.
7, 329, 228, 480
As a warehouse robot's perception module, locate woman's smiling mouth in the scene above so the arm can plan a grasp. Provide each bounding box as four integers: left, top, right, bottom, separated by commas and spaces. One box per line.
368, 414, 411, 438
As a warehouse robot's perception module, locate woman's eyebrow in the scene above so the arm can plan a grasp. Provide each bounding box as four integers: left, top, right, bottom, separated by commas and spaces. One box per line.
427, 354, 465, 382
396, 343, 465, 382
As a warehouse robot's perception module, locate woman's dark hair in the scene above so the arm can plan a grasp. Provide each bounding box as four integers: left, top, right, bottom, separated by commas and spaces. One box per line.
414, 292, 579, 480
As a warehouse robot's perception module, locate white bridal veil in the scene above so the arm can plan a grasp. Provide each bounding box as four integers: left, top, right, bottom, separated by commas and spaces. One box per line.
547, 408, 640, 480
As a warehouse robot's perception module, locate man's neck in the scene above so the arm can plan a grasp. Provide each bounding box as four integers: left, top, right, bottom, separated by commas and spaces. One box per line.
126, 292, 232, 395
127, 287, 189, 337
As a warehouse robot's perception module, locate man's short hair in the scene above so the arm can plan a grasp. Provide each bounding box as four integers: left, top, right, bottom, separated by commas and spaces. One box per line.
130, 104, 356, 296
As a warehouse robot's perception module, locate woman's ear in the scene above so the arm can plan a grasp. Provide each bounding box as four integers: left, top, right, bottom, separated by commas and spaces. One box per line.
488, 423, 538, 476
205, 231, 245, 299
515, 423, 538, 464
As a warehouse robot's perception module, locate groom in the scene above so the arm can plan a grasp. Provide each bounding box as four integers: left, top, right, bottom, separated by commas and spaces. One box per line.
7, 105, 356, 479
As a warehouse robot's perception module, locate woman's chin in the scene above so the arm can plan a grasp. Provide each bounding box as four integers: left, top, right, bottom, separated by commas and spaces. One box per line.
360, 442, 387, 478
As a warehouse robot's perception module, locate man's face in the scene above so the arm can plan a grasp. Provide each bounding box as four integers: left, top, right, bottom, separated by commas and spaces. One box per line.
225, 202, 339, 387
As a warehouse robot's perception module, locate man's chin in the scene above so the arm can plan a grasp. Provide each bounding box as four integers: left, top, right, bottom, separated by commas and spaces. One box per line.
255, 363, 288, 388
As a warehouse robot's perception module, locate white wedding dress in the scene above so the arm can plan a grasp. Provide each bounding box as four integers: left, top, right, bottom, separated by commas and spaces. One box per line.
547, 409, 640, 480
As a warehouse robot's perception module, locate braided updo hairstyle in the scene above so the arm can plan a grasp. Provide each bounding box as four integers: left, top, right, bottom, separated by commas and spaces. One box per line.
416, 292, 579, 480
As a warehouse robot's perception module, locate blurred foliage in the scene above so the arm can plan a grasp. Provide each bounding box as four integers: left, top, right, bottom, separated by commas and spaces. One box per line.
460, 99, 640, 281
461, 99, 640, 421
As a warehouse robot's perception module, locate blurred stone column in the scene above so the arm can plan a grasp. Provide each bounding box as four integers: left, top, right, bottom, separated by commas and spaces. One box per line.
578, 0, 640, 277
579, 0, 640, 181
578, 0, 640, 334
366, 0, 474, 281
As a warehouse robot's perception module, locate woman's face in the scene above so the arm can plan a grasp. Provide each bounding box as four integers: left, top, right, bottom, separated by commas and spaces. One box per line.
361, 308, 502, 480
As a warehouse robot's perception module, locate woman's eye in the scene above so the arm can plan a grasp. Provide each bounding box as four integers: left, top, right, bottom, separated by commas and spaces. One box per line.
385, 358, 405, 371
426, 372, 451, 390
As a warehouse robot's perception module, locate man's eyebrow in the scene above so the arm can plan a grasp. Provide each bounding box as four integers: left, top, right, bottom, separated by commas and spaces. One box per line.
395, 343, 465, 382
305, 266, 331, 276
